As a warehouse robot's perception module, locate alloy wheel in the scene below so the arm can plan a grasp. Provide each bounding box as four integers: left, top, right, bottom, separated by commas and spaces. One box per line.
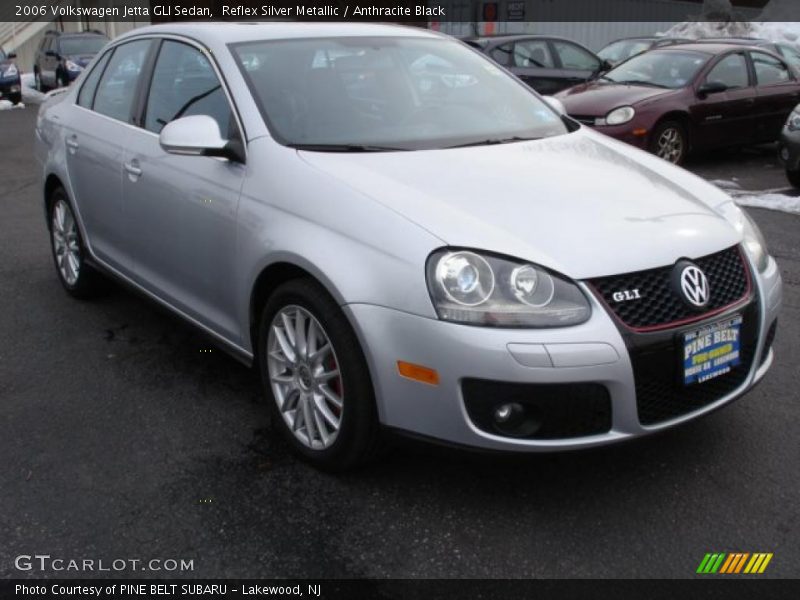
267, 305, 344, 450
655, 127, 684, 164
51, 199, 80, 286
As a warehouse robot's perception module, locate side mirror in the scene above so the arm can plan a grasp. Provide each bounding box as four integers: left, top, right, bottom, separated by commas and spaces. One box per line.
8, 52, 17, 59
599, 59, 613, 72
543, 96, 566, 115
159, 115, 244, 163
698, 80, 728, 98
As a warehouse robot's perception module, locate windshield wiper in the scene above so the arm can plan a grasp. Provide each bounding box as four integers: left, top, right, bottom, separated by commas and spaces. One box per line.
289, 143, 409, 152
446, 136, 540, 149
614, 80, 670, 89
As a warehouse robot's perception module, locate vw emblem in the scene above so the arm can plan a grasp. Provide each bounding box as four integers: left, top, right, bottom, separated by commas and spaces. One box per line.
675, 262, 710, 308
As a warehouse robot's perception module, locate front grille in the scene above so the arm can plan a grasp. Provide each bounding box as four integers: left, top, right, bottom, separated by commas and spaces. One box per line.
462, 379, 611, 440
630, 301, 759, 426
590, 246, 749, 331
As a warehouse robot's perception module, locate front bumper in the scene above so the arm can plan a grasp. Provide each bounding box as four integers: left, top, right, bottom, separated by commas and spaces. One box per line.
345, 254, 782, 452
0, 78, 21, 101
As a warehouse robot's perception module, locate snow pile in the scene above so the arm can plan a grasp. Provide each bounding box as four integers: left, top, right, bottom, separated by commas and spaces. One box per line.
735, 193, 800, 214
661, 0, 800, 47
0, 99, 25, 110
20, 72, 47, 104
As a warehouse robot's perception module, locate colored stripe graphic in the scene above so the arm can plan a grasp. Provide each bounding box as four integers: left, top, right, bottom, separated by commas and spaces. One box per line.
700, 552, 773, 574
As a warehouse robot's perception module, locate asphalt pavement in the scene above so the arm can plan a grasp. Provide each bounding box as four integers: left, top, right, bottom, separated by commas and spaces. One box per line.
1, 105, 798, 579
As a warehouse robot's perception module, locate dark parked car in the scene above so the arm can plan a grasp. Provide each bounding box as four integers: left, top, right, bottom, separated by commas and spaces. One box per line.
556, 43, 800, 164
462, 34, 610, 95
33, 30, 108, 91
777, 104, 800, 187
694, 37, 800, 68
0, 48, 21, 104
598, 36, 691, 66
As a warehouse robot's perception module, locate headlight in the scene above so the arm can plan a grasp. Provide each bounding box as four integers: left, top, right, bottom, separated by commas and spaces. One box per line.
787, 107, 800, 131
66, 60, 83, 72
605, 106, 635, 126
739, 210, 769, 273
426, 249, 591, 327
1, 63, 17, 78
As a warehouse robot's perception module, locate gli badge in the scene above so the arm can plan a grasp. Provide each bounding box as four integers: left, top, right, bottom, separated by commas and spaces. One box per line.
673, 260, 710, 309
612, 289, 642, 302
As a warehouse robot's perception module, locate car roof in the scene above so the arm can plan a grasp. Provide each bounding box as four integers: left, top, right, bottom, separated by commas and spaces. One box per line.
117, 22, 442, 45
694, 37, 772, 46
655, 42, 763, 54
462, 34, 580, 45
59, 32, 107, 38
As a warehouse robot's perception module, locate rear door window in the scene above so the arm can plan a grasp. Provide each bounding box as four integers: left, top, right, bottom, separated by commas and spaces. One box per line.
77, 50, 112, 108
752, 51, 793, 85
92, 39, 152, 123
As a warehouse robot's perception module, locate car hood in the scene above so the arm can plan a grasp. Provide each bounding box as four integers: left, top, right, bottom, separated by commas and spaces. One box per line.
298, 129, 741, 280
556, 81, 676, 115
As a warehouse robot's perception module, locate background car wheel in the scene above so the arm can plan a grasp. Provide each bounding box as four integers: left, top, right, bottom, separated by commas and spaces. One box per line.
34, 70, 46, 93
10, 92, 21, 105
650, 120, 687, 165
56, 73, 67, 88
786, 168, 800, 189
48, 187, 106, 299
257, 278, 381, 471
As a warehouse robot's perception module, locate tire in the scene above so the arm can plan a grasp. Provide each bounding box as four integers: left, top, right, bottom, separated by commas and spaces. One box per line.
257, 278, 381, 471
48, 187, 106, 299
10, 91, 21, 105
786, 168, 800, 189
34, 70, 46, 93
649, 120, 688, 165
56, 73, 67, 89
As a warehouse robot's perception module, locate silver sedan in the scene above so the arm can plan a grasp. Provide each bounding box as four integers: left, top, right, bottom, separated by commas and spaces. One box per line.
35, 23, 782, 470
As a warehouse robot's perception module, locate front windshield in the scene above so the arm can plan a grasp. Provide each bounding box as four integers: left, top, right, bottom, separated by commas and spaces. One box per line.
603, 49, 708, 89
598, 40, 652, 63
59, 36, 107, 56
231, 36, 568, 150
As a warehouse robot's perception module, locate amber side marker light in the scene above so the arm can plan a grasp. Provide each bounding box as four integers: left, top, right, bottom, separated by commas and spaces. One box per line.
397, 361, 440, 385
633, 128, 648, 137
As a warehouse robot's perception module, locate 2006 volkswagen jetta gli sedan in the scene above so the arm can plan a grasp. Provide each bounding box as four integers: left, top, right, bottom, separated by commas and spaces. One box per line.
35, 23, 782, 469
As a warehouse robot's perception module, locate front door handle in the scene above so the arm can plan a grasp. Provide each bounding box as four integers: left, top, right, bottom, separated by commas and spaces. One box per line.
124, 160, 142, 178
65, 135, 79, 151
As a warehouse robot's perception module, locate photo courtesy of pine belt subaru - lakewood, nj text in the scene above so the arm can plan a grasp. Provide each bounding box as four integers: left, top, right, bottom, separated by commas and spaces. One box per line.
34, 23, 782, 470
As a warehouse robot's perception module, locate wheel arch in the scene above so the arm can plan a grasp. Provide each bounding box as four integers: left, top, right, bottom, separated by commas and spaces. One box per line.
44, 173, 65, 226
653, 111, 692, 150
247, 258, 349, 360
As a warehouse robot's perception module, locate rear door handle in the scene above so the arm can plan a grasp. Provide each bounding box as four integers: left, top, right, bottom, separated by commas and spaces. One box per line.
124, 160, 142, 178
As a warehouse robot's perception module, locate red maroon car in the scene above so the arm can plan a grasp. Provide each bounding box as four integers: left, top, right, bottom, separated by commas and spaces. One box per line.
555, 43, 800, 164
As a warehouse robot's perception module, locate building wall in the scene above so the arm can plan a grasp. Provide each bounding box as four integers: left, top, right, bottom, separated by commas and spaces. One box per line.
435, 0, 761, 50
3, 20, 150, 73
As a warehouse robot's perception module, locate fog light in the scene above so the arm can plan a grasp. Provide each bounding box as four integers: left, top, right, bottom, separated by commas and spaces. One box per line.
494, 402, 521, 423
493, 402, 542, 437
781, 147, 790, 161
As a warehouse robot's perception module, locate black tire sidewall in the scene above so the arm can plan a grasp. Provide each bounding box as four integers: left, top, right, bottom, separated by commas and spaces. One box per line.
650, 120, 687, 164
787, 168, 800, 189
257, 279, 378, 470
